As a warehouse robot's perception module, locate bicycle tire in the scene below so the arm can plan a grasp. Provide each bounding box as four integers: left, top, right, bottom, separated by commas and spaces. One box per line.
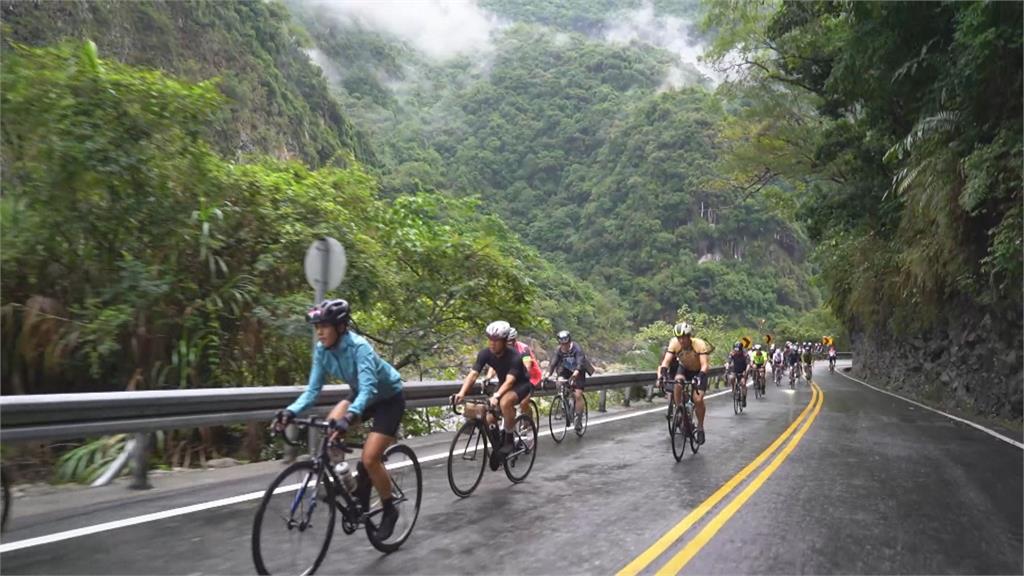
574, 394, 588, 437
733, 382, 741, 415
504, 414, 538, 483
447, 420, 487, 498
529, 399, 541, 429
666, 398, 675, 437
688, 405, 700, 454
548, 395, 568, 443
252, 461, 335, 576
671, 407, 687, 462
366, 444, 422, 553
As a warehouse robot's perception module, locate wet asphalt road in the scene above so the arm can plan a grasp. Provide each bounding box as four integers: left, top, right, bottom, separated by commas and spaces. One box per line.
1, 362, 1021, 575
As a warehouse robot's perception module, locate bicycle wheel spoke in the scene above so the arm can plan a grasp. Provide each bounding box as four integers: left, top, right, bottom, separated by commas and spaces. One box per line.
252, 462, 334, 576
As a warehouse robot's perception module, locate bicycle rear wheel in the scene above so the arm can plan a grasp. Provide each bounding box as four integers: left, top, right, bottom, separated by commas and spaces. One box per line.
366, 444, 422, 553
574, 395, 589, 437
505, 414, 538, 483
733, 383, 741, 415
670, 407, 687, 462
687, 406, 700, 454
252, 461, 335, 576
447, 420, 487, 498
548, 395, 568, 443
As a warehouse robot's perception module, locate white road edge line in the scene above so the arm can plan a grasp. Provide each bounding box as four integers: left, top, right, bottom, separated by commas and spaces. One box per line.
0, 387, 733, 553
836, 369, 1023, 450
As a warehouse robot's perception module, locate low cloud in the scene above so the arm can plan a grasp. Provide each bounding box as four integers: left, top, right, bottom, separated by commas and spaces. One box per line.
304, 0, 504, 60
603, 2, 718, 88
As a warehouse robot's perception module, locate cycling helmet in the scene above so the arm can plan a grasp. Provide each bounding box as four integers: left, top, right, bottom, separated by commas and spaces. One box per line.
508, 327, 518, 341
557, 330, 571, 343
486, 320, 511, 340
306, 299, 351, 325
673, 322, 694, 337
733, 342, 742, 350
754, 344, 763, 351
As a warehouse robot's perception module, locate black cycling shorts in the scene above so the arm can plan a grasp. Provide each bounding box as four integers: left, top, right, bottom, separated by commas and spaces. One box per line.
558, 367, 586, 390
510, 379, 534, 403
673, 367, 708, 392
357, 392, 406, 438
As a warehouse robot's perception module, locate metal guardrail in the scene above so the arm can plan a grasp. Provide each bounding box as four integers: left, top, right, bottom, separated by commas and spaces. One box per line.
0, 369, 726, 442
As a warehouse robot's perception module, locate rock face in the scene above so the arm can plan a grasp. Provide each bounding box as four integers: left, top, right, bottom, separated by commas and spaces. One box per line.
850, 303, 1023, 422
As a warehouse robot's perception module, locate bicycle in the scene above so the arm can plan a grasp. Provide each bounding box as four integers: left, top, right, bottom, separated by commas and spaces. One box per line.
662, 375, 700, 462
546, 377, 588, 442
789, 364, 798, 389
251, 417, 422, 575
753, 366, 766, 399
828, 356, 836, 374
803, 363, 812, 383
447, 394, 538, 498
773, 362, 784, 387
728, 371, 745, 414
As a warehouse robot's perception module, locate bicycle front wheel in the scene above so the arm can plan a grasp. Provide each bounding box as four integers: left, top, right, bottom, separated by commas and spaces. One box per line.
252, 461, 335, 576
666, 398, 675, 437
670, 408, 687, 462
688, 406, 700, 454
504, 414, 538, 483
733, 384, 741, 415
447, 420, 487, 498
548, 395, 568, 443
366, 444, 422, 553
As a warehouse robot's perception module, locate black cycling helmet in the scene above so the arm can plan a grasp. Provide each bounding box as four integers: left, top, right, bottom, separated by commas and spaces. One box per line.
733, 341, 742, 350
557, 330, 571, 343
307, 299, 351, 326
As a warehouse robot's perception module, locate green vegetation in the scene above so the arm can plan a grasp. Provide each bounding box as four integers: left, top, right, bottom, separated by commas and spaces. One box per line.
704, 1, 1022, 336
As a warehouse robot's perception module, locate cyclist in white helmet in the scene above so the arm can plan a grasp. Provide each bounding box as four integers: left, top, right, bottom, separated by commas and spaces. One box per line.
453, 321, 532, 467
657, 321, 712, 444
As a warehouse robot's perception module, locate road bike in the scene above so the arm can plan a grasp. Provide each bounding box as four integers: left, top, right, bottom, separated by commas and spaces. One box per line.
446, 394, 538, 497
252, 417, 422, 575
728, 371, 745, 415
753, 366, 766, 399
803, 363, 813, 383
545, 377, 588, 443
479, 377, 540, 431
662, 375, 700, 462
789, 364, 799, 389
828, 356, 836, 374
773, 362, 784, 387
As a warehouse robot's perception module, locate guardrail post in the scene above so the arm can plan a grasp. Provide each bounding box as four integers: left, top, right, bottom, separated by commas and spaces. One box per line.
307, 425, 320, 459
129, 432, 151, 490
598, 389, 607, 413
283, 423, 299, 463
622, 388, 630, 408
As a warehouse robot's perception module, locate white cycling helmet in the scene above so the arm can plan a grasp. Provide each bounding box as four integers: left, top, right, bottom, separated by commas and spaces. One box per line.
754, 344, 763, 351
673, 322, 694, 337
507, 327, 518, 340
485, 320, 511, 340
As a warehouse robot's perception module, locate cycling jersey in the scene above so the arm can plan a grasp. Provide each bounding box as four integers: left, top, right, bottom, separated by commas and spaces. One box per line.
287, 331, 403, 417
512, 341, 543, 386
473, 348, 528, 386
752, 351, 768, 366
786, 350, 800, 366
549, 341, 594, 377
772, 350, 784, 364
666, 337, 713, 372
801, 351, 813, 365
728, 350, 749, 374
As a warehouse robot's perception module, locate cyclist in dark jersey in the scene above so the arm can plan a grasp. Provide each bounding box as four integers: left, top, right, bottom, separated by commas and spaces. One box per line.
453, 321, 531, 464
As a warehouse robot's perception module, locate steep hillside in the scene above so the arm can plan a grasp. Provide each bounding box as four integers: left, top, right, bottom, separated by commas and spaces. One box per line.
1, 0, 373, 166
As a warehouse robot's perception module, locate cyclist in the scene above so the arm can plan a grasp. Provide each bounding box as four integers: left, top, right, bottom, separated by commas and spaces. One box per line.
272, 299, 404, 540
453, 321, 532, 469
546, 330, 594, 431
657, 322, 711, 444
485, 327, 543, 419
751, 344, 768, 392
801, 344, 814, 381
785, 343, 801, 383
827, 344, 837, 371
771, 345, 784, 383
727, 342, 750, 407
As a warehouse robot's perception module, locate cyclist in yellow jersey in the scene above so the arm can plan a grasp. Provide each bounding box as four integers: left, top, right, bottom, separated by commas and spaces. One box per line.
658, 322, 711, 444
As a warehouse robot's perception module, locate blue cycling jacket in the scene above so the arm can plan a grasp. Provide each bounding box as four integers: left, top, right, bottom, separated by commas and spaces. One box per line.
286, 330, 403, 417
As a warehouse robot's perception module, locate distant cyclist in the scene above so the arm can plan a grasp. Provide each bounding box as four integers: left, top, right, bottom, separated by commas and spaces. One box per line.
727, 342, 750, 407
771, 346, 784, 381
273, 299, 404, 540
827, 344, 837, 372
657, 322, 711, 444
801, 345, 814, 381
546, 330, 594, 431
751, 344, 768, 391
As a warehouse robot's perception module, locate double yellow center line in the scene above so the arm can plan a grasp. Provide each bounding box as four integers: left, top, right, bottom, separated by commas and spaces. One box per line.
618, 383, 825, 576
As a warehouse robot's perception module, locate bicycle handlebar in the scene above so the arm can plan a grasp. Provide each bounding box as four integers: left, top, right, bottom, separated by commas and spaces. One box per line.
270, 416, 355, 452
